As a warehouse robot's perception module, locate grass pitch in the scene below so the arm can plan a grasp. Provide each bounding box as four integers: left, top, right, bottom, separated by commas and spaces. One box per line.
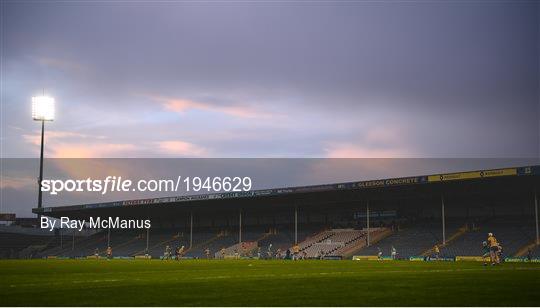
1, 259, 539, 306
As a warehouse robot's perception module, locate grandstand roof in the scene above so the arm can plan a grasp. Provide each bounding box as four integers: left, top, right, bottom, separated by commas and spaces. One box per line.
34, 165, 540, 219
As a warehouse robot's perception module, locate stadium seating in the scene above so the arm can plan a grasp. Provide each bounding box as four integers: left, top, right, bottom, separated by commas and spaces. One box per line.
530, 245, 540, 257
54, 232, 108, 257
215, 241, 258, 258
334, 228, 390, 257
443, 221, 537, 257
293, 229, 368, 258
18, 217, 540, 259
259, 227, 319, 252
0, 231, 55, 258
358, 222, 460, 258
108, 231, 148, 256
184, 232, 237, 258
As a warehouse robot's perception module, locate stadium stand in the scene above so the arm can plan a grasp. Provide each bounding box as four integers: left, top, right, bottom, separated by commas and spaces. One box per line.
294, 229, 370, 258
56, 232, 107, 257
215, 241, 258, 258
131, 229, 186, 257
9, 165, 539, 260
0, 231, 55, 259
334, 227, 391, 257
530, 245, 540, 257
35, 220, 536, 260
185, 231, 237, 258
443, 220, 537, 257
259, 226, 320, 252
358, 222, 461, 258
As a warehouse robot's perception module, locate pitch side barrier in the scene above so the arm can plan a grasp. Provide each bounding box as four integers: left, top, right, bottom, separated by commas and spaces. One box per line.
351, 256, 453, 261
45, 255, 149, 260
353, 256, 540, 262
455, 256, 540, 263
35, 165, 540, 214
42, 255, 540, 262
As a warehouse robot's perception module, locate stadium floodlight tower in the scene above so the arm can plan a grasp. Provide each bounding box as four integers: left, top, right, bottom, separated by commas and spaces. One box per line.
32, 95, 55, 219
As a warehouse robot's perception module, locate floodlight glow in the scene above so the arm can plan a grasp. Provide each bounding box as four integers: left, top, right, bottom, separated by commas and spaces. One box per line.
32, 96, 55, 121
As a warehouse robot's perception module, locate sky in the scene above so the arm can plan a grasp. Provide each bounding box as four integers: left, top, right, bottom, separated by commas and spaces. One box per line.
1, 1, 539, 159
0, 1, 539, 216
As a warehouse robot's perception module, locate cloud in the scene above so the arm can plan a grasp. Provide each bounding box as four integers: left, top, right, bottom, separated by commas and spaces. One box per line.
323, 126, 415, 158
156, 140, 209, 157
324, 143, 412, 158
364, 127, 402, 146
50, 143, 137, 158
22, 130, 136, 158
36, 57, 87, 74
21, 130, 211, 158
0, 175, 36, 190
150, 95, 272, 119
22, 130, 105, 146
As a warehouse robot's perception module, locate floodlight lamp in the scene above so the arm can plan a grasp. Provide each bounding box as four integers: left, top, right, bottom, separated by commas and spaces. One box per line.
32, 96, 55, 121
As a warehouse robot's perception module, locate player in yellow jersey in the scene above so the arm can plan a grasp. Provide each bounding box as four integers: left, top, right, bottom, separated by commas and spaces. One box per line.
487, 233, 499, 265
292, 244, 300, 260
433, 244, 440, 260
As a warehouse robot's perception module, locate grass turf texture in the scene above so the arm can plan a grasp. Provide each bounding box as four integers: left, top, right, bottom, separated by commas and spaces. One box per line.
1, 259, 539, 306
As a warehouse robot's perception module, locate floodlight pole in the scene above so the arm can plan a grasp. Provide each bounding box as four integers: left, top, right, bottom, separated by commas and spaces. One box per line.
239, 209, 242, 244
535, 189, 539, 245
294, 205, 298, 245
146, 228, 149, 253
189, 212, 193, 249
366, 201, 370, 247
37, 120, 45, 220
441, 195, 446, 246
